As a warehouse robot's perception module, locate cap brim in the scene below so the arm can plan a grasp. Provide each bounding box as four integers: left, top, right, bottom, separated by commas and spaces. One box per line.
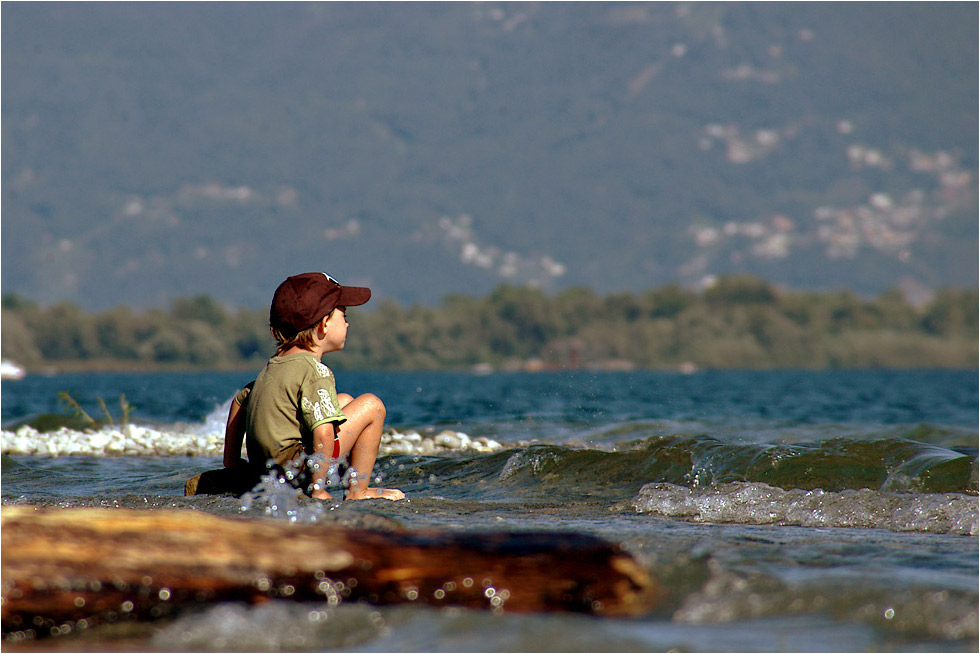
338, 285, 371, 307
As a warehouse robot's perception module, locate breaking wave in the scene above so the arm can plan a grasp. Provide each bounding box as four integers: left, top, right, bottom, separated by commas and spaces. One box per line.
0, 423, 501, 458
633, 481, 977, 536
3, 398, 976, 536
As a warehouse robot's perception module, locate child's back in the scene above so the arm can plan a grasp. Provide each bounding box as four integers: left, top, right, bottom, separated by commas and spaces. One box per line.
245, 350, 346, 468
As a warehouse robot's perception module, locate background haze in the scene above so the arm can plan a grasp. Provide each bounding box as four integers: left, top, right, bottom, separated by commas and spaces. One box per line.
2, 2, 976, 310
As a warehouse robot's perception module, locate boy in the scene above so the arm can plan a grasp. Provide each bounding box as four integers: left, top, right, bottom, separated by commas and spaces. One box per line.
223, 272, 404, 501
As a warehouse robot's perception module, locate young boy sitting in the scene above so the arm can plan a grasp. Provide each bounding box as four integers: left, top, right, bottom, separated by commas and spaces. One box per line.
223, 272, 404, 501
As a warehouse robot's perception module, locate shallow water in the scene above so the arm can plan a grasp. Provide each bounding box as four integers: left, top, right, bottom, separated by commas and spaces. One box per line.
2, 369, 977, 651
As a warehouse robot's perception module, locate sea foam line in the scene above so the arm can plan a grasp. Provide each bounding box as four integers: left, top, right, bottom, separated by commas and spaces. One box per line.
1, 425, 502, 458
634, 481, 978, 536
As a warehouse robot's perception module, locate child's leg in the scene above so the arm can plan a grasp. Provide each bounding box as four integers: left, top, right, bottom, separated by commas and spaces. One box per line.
335, 393, 404, 500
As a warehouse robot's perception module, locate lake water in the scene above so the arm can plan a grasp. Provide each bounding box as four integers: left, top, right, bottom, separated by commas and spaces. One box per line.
2, 368, 977, 651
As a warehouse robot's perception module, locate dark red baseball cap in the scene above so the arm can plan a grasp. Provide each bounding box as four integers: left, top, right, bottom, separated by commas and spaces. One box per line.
270, 272, 371, 332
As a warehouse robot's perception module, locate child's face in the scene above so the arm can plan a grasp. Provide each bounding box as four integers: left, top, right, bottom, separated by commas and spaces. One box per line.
323, 306, 349, 351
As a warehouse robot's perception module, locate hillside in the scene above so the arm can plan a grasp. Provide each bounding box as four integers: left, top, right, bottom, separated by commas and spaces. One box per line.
2, 2, 976, 310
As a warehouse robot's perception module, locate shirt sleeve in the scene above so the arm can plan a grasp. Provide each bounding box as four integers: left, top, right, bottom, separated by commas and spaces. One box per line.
299, 361, 346, 432
233, 382, 254, 407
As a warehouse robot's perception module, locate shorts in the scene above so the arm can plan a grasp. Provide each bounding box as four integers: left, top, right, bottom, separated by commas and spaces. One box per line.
273, 434, 340, 466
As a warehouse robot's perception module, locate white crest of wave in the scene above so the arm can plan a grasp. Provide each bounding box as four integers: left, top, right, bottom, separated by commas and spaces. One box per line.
634, 481, 978, 536
1, 424, 225, 457
1, 411, 502, 458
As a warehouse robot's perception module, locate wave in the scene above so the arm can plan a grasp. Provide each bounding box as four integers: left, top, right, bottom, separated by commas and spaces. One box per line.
481, 436, 978, 496
3, 421, 976, 535
3, 422, 976, 494
633, 481, 978, 536
634, 433, 978, 494
0, 424, 503, 458
3, 410, 976, 501
235, 444, 978, 535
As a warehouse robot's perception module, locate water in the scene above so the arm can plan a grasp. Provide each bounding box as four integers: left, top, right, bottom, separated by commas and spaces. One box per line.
2, 369, 977, 651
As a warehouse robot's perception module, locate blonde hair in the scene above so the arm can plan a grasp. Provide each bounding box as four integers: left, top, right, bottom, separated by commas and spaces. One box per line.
271, 321, 319, 353
271, 307, 342, 354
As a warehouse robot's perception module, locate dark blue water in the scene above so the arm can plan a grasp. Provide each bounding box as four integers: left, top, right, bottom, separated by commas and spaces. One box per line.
5, 368, 976, 434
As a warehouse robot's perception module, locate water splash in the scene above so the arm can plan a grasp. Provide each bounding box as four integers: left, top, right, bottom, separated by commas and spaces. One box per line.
239, 454, 354, 522
499, 447, 562, 480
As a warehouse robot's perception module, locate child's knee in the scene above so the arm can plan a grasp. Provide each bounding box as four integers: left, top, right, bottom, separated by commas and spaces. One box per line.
360, 393, 386, 419
338, 393, 354, 408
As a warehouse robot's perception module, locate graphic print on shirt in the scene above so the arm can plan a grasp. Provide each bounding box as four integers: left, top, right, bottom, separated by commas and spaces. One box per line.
302, 394, 338, 424
316, 388, 338, 415
300, 361, 344, 429
303, 396, 324, 423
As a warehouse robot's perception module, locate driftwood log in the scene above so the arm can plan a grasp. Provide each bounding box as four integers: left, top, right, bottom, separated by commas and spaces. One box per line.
1, 506, 656, 638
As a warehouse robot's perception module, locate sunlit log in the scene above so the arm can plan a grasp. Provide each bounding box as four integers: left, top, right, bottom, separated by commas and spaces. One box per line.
1, 506, 656, 638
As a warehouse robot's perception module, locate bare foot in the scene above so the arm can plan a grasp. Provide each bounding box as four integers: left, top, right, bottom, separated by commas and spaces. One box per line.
346, 487, 405, 501
311, 489, 335, 500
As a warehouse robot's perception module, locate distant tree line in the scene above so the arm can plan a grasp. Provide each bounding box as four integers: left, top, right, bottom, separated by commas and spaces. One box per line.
2, 275, 977, 372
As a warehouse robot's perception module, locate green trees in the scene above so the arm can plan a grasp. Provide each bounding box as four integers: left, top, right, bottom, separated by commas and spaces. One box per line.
0, 294, 271, 370
1, 277, 976, 371
922, 289, 979, 337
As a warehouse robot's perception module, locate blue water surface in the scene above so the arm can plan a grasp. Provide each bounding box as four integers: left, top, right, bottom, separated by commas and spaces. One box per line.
3, 369, 977, 432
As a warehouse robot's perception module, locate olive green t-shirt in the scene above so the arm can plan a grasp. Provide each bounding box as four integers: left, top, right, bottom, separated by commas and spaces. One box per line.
242, 352, 346, 465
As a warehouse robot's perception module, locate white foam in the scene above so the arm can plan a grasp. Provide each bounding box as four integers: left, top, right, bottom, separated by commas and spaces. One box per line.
634, 481, 979, 536
1, 424, 223, 457
1, 424, 502, 458
379, 430, 501, 456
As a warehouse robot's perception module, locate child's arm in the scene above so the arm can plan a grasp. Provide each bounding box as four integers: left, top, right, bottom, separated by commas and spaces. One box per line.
223, 386, 251, 468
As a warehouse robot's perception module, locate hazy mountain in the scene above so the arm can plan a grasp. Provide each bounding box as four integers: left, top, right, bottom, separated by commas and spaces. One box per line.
2, 2, 976, 310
